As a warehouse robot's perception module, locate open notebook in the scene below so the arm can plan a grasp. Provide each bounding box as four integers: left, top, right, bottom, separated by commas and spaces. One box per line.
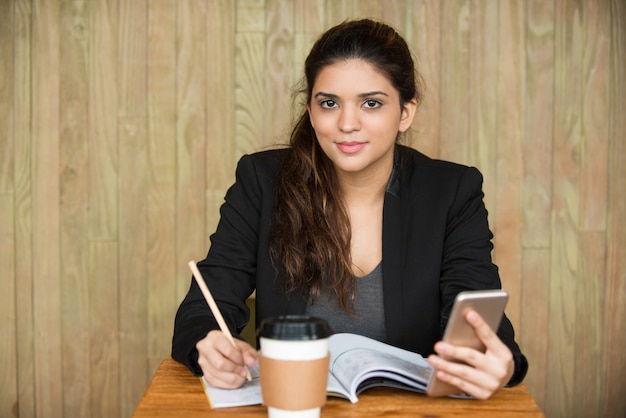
201, 333, 470, 408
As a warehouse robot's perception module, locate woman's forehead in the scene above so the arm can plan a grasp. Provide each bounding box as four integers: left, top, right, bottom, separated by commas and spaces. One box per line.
312, 59, 396, 97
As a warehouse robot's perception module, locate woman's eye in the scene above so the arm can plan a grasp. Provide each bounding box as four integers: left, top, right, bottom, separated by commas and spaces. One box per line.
363, 99, 381, 109
320, 100, 337, 109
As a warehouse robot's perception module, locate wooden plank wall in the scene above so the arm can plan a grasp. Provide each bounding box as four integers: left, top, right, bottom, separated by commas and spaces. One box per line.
0, 1, 624, 417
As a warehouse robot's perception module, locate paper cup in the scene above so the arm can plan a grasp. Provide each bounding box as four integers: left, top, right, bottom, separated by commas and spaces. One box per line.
257, 316, 332, 418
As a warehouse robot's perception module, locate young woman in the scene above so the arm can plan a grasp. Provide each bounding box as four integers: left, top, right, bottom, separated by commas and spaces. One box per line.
172, 19, 527, 400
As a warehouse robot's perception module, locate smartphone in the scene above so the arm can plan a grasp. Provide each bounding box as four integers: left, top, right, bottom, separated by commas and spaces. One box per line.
426, 289, 509, 397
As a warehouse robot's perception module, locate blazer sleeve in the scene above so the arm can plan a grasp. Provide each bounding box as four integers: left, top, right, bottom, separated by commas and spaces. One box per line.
439, 166, 528, 386
171, 154, 262, 375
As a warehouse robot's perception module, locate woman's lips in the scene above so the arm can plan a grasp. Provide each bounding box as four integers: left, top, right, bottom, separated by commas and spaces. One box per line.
336, 141, 366, 154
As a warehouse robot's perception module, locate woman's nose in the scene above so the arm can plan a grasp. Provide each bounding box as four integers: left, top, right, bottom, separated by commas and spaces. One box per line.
338, 106, 361, 132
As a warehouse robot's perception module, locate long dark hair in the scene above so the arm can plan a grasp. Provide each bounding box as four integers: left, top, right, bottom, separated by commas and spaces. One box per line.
268, 19, 424, 313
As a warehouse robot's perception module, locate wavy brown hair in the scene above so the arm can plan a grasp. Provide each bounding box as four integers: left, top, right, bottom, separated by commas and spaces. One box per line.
268, 19, 424, 313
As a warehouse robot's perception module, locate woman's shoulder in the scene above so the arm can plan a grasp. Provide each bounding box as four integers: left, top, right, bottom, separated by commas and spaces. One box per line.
397, 145, 475, 175
395, 145, 484, 192
241, 146, 288, 162
236, 147, 288, 174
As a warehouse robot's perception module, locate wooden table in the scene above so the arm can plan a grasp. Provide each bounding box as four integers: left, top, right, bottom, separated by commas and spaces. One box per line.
133, 358, 545, 417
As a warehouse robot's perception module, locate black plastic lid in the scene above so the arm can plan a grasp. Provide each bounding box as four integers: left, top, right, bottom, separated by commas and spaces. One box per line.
257, 315, 333, 341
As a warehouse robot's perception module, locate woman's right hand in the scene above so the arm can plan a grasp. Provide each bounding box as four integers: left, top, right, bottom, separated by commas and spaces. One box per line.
196, 330, 258, 389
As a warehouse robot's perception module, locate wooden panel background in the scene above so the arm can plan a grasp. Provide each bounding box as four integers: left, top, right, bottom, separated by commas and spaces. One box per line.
0, 1, 624, 417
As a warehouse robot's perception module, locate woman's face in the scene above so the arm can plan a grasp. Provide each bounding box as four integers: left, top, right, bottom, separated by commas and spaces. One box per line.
307, 59, 416, 180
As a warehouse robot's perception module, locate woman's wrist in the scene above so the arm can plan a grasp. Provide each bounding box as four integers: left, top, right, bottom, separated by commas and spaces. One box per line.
505, 352, 528, 387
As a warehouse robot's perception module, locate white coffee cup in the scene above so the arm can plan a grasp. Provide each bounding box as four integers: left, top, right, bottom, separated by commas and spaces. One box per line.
257, 316, 332, 418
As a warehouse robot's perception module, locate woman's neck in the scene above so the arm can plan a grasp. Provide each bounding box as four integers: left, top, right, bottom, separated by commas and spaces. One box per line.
336, 161, 392, 206
337, 162, 390, 277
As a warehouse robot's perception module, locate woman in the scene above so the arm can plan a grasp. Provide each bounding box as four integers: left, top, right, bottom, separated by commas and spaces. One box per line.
172, 19, 527, 400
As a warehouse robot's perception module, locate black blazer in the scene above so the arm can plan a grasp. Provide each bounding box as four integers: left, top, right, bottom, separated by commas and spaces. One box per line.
172, 145, 527, 384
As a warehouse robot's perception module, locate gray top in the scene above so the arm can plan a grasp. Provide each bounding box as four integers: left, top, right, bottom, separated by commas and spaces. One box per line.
305, 262, 386, 342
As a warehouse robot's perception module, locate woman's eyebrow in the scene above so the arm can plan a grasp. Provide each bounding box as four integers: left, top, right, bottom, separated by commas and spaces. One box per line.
358, 91, 388, 98
313, 91, 389, 99
313, 92, 338, 100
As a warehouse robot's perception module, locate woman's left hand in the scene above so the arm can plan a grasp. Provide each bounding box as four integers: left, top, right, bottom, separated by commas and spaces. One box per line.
427, 309, 515, 400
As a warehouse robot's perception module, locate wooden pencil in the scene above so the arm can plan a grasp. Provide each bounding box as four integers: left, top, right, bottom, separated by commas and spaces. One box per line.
187, 260, 252, 381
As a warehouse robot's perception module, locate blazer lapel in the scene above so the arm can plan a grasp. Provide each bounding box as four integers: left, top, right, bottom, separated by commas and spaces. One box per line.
381, 163, 407, 346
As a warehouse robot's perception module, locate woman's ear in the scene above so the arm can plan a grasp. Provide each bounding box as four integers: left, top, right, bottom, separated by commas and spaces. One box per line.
398, 99, 417, 133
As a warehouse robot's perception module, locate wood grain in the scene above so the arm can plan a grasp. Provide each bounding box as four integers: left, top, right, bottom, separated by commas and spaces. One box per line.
408, 0, 441, 158
0, 0, 13, 194
580, 0, 609, 232
605, 1, 626, 415
468, 0, 497, 219
146, 0, 179, 390
548, 1, 584, 415
524, 0, 554, 250
205, 0, 236, 237
118, 2, 149, 417
439, 0, 470, 164
265, 0, 295, 147
520, 249, 550, 407
493, 0, 525, 329
59, 1, 91, 416
89, 241, 120, 418
118, 0, 148, 118
88, 0, 118, 240
235, 32, 266, 155
521, 1, 554, 406
119, 116, 149, 418
13, 0, 36, 416
576, 231, 607, 416
0, 3, 16, 415
574, 1, 611, 416
0, 193, 17, 418
32, 1, 63, 416
88, 3, 121, 417
175, 0, 208, 301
